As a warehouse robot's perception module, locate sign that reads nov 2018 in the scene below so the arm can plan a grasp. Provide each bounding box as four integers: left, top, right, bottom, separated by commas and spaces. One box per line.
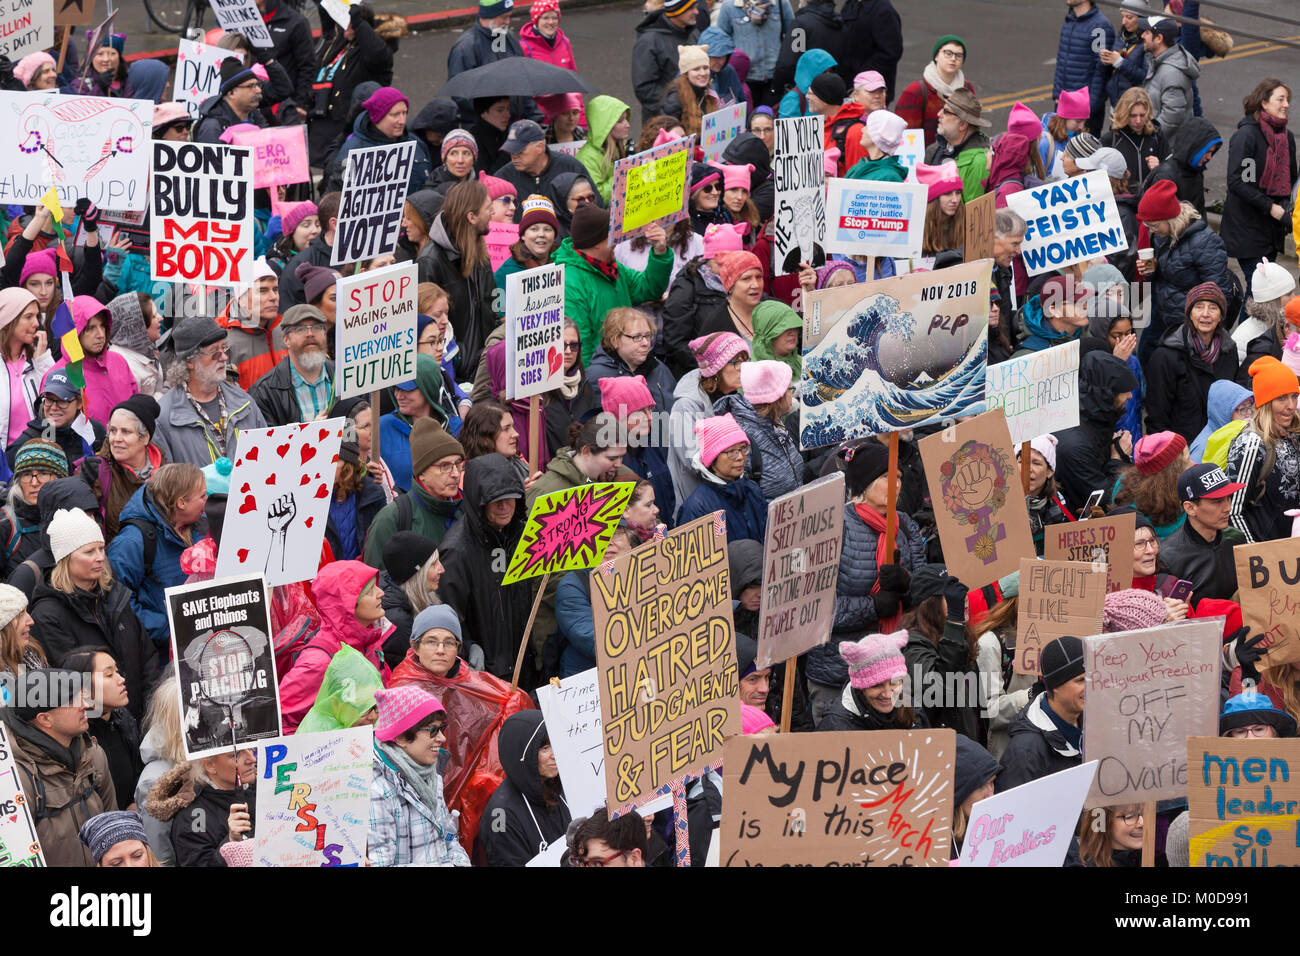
335, 262, 417, 400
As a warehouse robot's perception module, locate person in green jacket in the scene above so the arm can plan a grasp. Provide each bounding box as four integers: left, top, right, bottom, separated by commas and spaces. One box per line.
557, 203, 672, 365
846, 110, 909, 182
363, 419, 464, 566
576, 94, 632, 204
297, 644, 384, 734
926, 88, 991, 203
751, 300, 803, 379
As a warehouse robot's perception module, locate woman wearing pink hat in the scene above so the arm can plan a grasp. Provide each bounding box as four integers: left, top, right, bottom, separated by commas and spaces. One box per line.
915, 161, 965, 257
596, 371, 676, 521
1, 203, 103, 329
14, 51, 56, 91
545, 94, 588, 145
369, 684, 471, 866
667, 332, 749, 510
677, 412, 768, 541
1112, 431, 1191, 540
661, 219, 744, 377
698, 250, 764, 342
1038, 87, 1091, 181
713, 359, 801, 500
0, 288, 54, 449
713, 162, 761, 237
518, 0, 585, 127
267, 201, 321, 275
819, 631, 925, 731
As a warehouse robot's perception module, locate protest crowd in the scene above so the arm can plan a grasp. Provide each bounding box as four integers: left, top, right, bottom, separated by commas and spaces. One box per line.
1, 0, 1299, 873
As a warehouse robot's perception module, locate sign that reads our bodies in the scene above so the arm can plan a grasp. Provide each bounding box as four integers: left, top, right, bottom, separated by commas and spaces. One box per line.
1005, 171, 1129, 275
151, 141, 254, 287
823, 178, 927, 260
506, 263, 565, 401
335, 262, 417, 400
985, 339, 1079, 445
332, 140, 416, 267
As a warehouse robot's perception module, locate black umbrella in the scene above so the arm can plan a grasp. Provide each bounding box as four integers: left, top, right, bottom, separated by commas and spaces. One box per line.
437, 58, 595, 100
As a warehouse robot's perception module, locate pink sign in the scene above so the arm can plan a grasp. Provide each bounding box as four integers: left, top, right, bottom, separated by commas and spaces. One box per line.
487, 221, 519, 272
229, 125, 310, 188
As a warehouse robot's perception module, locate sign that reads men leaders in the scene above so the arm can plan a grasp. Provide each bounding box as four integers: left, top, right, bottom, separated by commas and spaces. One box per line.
332, 140, 417, 267
1005, 171, 1129, 276
592, 513, 739, 816
151, 141, 254, 287
608, 134, 693, 244
773, 115, 825, 274
506, 263, 565, 401
985, 339, 1079, 445
1187, 735, 1300, 867
335, 261, 417, 400
823, 178, 927, 260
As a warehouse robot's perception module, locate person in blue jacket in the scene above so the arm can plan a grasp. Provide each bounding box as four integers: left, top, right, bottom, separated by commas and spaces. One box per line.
776, 48, 837, 119
697, 27, 745, 108
677, 413, 767, 542
1100, 0, 1151, 106
555, 526, 636, 677
1051, 0, 1115, 136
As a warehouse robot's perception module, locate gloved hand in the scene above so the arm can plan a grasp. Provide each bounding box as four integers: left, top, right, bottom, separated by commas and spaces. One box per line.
877, 562, 910, 594
871, 590, 902, 620
466, 642, 485, 672
943, 574, 969, 622
1227, 626, 1269, 685
75, 198, 99, 233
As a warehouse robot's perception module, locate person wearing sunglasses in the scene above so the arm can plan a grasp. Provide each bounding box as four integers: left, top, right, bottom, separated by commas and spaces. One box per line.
369, 683, 470, 866
678, 413, 767, 542
689, 163, 725, 235
481, 710, 571, 867
6, 368, 104, 477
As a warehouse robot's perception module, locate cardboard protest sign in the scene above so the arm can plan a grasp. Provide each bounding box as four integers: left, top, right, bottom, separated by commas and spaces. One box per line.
984, 340, 1079, 446
1233, 538, 1300, 668
503, 481, 635, 585
1005, 171, 1129, 276
917, 409, 1034, 591
55, 0, 97, 26
254, 728, 372, 867
335, 262, 417, 401
174, 39, 241, 120
720, 730, 955, 867
823, 178, 927, 260
800, 260, 991, 448
209, 0, 273, 47
592, 513, 739, 816
0, 0, 52, 59
964, 191, 997, 263
772, 115, 825, 275
332, 140, 417, 267
1015, 558, 1106, 676
165, 574, 281, 761
487, 221, 518, 272
215, 420, 346, 586
700, 102, 746, 161
608, 134, 692, 244
1044, 511, 1136, 594
505, 262, 565, 402
228, 125, 310, 189
0, 92, 152, 211
1187, 735, 1300, 867
548, 140, 585, 158
756, 472, 844, 669
151, 141, 254, 287
0, 722, 42, 867
898, 129, 924, 183
1081, 618, 1222, 805
958, 761, 1098, 867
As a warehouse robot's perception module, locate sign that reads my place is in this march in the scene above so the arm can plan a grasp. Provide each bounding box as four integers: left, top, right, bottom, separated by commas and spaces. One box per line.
334, 262, 417, 400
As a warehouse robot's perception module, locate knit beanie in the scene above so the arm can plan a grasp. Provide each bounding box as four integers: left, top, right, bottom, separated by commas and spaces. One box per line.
0, 583, 27, 630
383, 531, 439, 584
218, 58, 259, 94
13, 439, 68, 479
519, 194, 559, 233
734, 631, 757, 678
1029, 433, 1057, 472
741, 702, 776, 734
280, 201, 318, 238
714, 250, 762, 291
569, 203, 610, 249
1288, 297, 1300, 331
1184, 282, 1227, 321
479, 170, 517, 201
907, 563, 950, 607
915, 161, 964, 202
48, 508, 104, 563
865, 110, 907, 155
203, 456, 233, 496
529, 0, 559, 22
373, 684, 446, 742
663, 0, 698, 18
739, 360, 792, 405
19, 248, 57, 286
1132, 430, 1186, 476
694, 413, 749, 468
1040, 635, 1085, 690
441, 128, 479, 161
1136, 179, 1179, 222
295, 261, 339, 305
1064, 131, 1101, 160
689, 331, 749, 377
363, 86, 410, 124
1103, 588, 1167, 633
10, 668, 85, 721
1252, 261, 1296, 304
410, 418, 465, 479
78, 811, 149, 863
112, 394, 161, 440
1056, 87, 1091, 121
840, 630, 908, 689
1007, 102, 1040, 141
599, 374, 655, 417
817, 260, 856, 288
702, 222, 747, 256
809, 70, 846, 106
1249, 355, 1300, 408
842, 439, 890, 497
410, 604, 463, 645
14, 51, 54, 89
678, 44, 710, 75
931, 34, 966, 61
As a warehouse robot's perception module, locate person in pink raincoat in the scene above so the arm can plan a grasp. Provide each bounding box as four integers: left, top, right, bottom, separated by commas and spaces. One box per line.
52, 295, 139, 425
518, 0, 587, 127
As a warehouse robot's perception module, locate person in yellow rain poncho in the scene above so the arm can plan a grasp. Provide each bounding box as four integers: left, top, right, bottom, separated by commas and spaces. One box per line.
297, 643, 384, 734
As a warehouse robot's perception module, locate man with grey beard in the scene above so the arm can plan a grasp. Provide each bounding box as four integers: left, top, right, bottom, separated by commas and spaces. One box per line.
154, 317, 267, 466
250, 305, 337, 426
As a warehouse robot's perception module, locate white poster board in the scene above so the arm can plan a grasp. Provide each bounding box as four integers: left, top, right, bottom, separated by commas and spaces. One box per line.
335, 262, 418, 400
151, 141, 255, 287
332, 141, 417, 267
772, 114, 825, 275
958, 761, 1098, 867
174, 39, 241, 120
700, 102, 747, 162
209, 0, 273, 47
0, 0, 53, 60
823, 177, 927, 259
1005, 170, 1129, 276
0, 721, 44, 867
505, 262, 565, 401
984, 339, 1080, 445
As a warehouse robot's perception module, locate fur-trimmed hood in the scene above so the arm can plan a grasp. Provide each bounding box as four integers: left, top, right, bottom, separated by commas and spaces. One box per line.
144, 760, 198, 822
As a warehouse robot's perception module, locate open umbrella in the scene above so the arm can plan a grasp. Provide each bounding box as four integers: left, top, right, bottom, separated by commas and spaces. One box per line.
438, 58, 595, 100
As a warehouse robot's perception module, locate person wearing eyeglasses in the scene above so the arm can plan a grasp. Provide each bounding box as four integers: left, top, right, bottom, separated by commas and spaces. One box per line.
249, 305, 336, 428
568, 805, 650, 867
481, 709, 570, 866
0, 440, 66, 575
587, 308, 677, 417
895, 35, 975, 148
363, 419, 466, 566
1071, 804, 1144, 868
7, 368, 105, 473
688, 163, 725, 236
678, 413, 767, 543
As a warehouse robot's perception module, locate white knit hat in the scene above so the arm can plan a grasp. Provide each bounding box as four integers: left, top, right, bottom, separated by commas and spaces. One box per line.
48, 508, 105, 564
1029, 433, 1058, 473
0, 584, 26, 629
1252, 262, 1297, 304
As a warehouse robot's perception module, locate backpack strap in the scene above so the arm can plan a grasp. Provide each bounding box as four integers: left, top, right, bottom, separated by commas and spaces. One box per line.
395, 491, 413, 533
122, 518, 158, 581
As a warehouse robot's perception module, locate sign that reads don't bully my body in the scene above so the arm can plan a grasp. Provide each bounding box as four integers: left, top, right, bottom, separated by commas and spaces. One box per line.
151, 141, 254, 287
335, 261, 417, 400
332, 140, 416, 267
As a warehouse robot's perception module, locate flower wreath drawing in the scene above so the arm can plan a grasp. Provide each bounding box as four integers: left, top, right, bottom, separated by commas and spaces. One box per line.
938, 439, 1012, 564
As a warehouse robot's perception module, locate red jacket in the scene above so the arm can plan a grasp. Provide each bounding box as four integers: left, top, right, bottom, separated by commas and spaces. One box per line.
217, 301, 287, 392
824, 102, 868, 174
895, 77, 975, 147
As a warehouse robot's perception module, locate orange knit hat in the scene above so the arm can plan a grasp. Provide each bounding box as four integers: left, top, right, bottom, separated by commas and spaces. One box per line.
1249, 355, 1300, 408
1286, 296, 1300, 330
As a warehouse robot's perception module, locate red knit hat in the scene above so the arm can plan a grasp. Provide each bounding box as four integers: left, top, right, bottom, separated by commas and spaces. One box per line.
1136, 179, 1180, 222
714, 250, 762, 291
1132, 430, 1186, 476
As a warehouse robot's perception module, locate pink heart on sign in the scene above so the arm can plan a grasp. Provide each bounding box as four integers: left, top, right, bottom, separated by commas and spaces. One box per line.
547, 346, 562, 376
276, 443, 290, 458
319, 428, 330, 441
266, 473, 276, 486
300, 474, 311, 486
240, 482, 250, 494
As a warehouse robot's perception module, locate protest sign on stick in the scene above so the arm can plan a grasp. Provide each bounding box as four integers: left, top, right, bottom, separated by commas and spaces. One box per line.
1081, 617, 1222, 806
720, 730, 955, 867
756, 472, 844, 670
823, 178, 927, 260
335, 262, 417, 401
1043, 511, 1135, 594
331, 140, 416, 267
0, 722, 43, 867
1233, 538, 1300, 668
607, 134, 692, 244
964, 191, 997, 263
985, 340, 1079, 445
254, 728, 372, 867
166, 574, 281, 761
773, 115, 825, 274
958, 762, 1098, 867
898, 129, 924, 182
505, 262, 565, 404
548, 140, 585, 158
228, 125, 310, 189
174, 39, 241, 120
55, 0, 98, 26
487, 221, 518, 272
151, 141, 254, 287
209, 0, 273, 47
917, 409, 1035, 592
0, 0, 53, 59
503, 482, 635, 586
1014, 558, 1106, 676
700, 102, 746, 161
1005, 171, 1129, 276
1187, 735, 1300, 867
800, 261, 991, 448
215, 420, 346, 586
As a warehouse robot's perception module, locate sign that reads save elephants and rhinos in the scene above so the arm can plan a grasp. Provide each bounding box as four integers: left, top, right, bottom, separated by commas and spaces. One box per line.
592, 513, 739, 816
1005, 171, 1128, 276
151, 141, 254, 287
506, 262, 565, 401
331, 140, 416, 266
772, 114, 825, 274
335, 262, 417, 400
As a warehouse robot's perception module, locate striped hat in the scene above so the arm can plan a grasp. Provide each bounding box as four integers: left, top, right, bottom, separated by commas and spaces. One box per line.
374, 684, 445, 742
519, 194, 559, 233
441, 128, 479, 160
13, 439, 68, 479
663, 0, 697, 18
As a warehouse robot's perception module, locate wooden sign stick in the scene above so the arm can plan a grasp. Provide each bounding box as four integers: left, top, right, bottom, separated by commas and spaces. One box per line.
510, 571, 551, 693
528, 394, 540, 473
883, 431, 899, 558
779, 655, 797, 733
370, 389, 382, 464
1021, 440, 1032, 494
56, 29, 71, 73
1140, 800, 1157, 867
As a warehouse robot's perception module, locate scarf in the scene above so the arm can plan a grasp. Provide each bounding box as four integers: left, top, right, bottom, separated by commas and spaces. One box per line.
575, 247, 619, 281
853, 502, 901, 631
1188, 324, 1222, 366
559, 365, 582, 400
1259, 111, 1292, 197
922, 61, 965, 102
377, 740, 448, 823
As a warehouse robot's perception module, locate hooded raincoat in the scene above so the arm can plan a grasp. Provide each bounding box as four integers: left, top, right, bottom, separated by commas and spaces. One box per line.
575, 95, 631, 204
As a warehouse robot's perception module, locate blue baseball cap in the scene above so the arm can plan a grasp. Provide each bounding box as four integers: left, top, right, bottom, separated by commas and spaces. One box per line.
41, 369, 78, 402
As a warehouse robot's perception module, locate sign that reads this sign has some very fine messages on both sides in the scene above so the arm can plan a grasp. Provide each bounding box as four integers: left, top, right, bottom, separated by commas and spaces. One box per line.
506, 263, 565, 401
335, 261, 417, 400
